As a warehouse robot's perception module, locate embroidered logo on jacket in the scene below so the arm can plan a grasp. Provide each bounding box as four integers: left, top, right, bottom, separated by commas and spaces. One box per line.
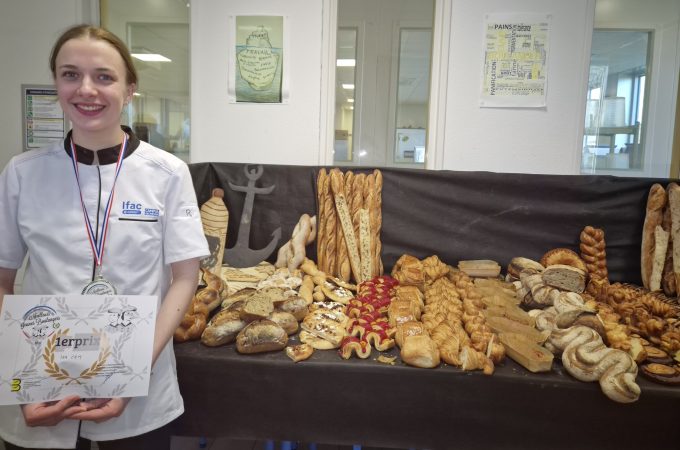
121, 201, 159, 220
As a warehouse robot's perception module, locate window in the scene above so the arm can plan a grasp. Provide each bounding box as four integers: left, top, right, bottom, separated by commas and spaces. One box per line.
581, 30, 651, 172
333, 0, 434, 167
100, 1, 191, 162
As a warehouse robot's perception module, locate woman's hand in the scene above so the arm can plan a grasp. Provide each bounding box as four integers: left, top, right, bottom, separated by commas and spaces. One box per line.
21, 395, 86, 427
67, 397, 131, 423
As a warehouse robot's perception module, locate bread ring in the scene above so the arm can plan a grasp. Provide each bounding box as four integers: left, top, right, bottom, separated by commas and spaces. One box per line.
540, 248, 588, 273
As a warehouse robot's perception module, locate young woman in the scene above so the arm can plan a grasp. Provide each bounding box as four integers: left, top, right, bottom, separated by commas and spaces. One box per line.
0, 25, 209, 449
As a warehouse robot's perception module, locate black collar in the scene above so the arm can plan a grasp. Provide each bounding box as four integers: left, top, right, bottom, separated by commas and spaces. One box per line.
64, 126, 140, 165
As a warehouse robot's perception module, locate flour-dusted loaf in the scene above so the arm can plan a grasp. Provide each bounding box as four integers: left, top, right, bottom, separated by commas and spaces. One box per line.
668, 183, 680, 293
641, 183, 667, 289
201, 309, 247, 347
275, 295, 309, 321
269, 311, 299, 335
236, 319, 288, 354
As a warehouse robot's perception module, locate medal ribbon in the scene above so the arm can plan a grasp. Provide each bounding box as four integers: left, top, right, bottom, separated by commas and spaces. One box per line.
69, 134, 128, 273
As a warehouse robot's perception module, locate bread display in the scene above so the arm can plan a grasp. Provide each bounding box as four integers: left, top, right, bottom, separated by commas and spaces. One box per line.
541, 264, 586, 293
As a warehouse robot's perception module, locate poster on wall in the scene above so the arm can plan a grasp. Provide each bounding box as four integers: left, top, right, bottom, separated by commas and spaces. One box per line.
228, 15, 289, 104
480, 13, 551, 108
21, 85, 68, 151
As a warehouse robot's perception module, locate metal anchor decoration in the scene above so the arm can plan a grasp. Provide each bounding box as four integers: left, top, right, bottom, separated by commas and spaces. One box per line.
224, 165, 281, 268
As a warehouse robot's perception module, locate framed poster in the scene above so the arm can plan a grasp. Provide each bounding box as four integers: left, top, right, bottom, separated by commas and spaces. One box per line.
480, 13, 551, 108
228, 15, 289, 103
21, 85, 68, 151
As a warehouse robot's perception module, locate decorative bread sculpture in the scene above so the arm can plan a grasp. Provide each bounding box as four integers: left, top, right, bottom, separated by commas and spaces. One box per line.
274, 214, 317, 273
546, 325, 640, 403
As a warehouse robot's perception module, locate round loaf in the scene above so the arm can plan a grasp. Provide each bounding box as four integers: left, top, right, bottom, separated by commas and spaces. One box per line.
269, 311, 299, 335
236, 319, 288, 354
540, 248, 588, 273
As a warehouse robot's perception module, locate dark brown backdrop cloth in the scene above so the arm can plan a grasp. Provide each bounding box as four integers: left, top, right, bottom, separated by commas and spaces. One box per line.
178, 163, 680, 449
189, 162, 670, 284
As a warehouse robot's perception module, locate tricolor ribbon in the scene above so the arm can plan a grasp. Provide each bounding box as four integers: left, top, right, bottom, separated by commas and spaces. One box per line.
69, 134, 128, 272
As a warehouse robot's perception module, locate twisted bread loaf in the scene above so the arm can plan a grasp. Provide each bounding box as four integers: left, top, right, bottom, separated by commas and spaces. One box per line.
547, 325, 640, 403
174, 269, 226, 342
579, 226, 609, 281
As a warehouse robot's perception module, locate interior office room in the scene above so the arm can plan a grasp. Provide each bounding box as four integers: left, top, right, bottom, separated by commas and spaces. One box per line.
0, 0, 679, 449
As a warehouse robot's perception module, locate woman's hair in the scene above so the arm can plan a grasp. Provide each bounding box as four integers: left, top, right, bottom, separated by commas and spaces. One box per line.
49, 24, 138, 86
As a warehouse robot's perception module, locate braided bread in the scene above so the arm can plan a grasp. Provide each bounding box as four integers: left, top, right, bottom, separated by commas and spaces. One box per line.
579, 226, 608, 281
174, 269, 226, 342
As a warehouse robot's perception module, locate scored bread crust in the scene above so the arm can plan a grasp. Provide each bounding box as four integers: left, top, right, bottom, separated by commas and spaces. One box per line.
540, 248, 588, 274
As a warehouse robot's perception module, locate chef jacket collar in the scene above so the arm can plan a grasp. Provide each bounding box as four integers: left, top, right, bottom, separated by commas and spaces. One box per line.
64, 126, 140, 165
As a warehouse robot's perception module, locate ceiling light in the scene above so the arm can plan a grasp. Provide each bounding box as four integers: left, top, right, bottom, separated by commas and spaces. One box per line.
347, 99, 354, 103
132, 53, 172, 62
342, 84, 355, 90
336, 59, 356, 67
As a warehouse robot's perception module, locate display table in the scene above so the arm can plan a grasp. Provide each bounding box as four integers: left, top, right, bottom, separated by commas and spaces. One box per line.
174, 163, 680, 449
173, 339, 680, 449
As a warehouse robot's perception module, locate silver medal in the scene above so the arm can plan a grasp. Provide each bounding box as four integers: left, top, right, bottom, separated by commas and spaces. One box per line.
81, 277, 117, 295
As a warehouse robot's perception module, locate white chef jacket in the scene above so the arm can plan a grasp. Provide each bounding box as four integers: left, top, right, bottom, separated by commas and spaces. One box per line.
0, 130, 209, 448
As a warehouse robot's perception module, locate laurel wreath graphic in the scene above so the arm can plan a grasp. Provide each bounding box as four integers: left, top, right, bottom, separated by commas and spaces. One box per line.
43, 328, 111, 385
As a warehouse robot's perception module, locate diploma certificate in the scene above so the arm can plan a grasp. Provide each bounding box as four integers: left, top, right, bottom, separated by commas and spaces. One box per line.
0, 295, 157, 405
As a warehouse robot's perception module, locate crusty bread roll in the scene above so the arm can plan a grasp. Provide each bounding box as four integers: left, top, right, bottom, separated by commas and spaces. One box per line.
236, 319, 288, 354
201, 309, 247, 347
275, 296, 309, 321
401, 334, 440, 368
641, 183, 667, 289
269, 311, 299, 335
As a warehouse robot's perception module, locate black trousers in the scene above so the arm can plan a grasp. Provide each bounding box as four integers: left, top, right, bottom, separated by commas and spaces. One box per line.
2, 421, 173, 450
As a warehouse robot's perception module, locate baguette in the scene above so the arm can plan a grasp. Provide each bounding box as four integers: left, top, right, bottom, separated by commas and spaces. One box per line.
322, 170, 337, 276
331, 169, 362, 282
316, 169, 327, 272
668, 183, 680, 293
650, 225, 670, 291
372, 169, 383, 277
641, 184, 667, 289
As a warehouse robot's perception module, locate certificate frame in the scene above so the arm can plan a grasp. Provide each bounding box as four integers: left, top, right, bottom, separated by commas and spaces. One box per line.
21, 84, 69, 152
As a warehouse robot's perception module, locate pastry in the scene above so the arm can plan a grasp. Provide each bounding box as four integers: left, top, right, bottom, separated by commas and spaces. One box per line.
286, 344, 314, 362
400, 334, 441, 368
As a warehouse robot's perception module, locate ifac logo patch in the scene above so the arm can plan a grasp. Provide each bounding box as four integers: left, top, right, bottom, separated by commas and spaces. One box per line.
121, 201, 160, 220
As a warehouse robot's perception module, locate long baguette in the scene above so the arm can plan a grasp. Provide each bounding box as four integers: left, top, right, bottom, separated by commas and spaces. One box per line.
330, 169, 362, 282
641, 184, 666, 289
669, 183, 680, 292
335, 170, 351, 281
316, 169, 327, 272
650, 225, 669, 292
323, 170, 337, 276
373, 169, 383, 277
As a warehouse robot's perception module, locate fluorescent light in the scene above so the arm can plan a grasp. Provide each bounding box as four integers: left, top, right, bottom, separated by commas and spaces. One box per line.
336, 59, 356, 67
133, 92, 142, 96
342, 84, 355, 90
132, 53, 172, 62
347, 99, 354, 103
348, 106, 354, 110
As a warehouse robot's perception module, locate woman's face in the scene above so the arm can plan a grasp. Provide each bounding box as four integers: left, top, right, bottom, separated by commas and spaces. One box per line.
54, 37, 135, 141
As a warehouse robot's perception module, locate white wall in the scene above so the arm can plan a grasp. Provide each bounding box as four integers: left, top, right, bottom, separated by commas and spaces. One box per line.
439, 0, 595, 174
190, 0, 324, 165
0, 0, 92, 170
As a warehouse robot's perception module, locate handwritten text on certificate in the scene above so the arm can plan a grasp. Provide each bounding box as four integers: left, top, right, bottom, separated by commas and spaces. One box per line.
481, 13, 551, 108
0, 295, 157, 405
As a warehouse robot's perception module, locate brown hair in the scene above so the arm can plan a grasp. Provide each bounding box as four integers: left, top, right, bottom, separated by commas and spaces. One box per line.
49, 24, 138, 86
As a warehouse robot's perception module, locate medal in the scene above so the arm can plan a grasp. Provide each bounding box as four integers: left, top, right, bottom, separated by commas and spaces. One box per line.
82, 267, 117, 295
69, 134, 129, 294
